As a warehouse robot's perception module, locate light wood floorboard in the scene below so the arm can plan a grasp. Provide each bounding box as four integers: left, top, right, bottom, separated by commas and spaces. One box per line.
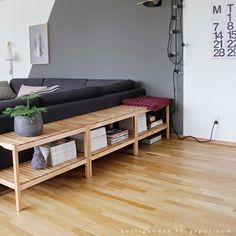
0, 139, 236, 236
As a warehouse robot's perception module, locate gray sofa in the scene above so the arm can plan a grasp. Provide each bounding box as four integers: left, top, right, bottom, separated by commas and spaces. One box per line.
0, 78, 145, 169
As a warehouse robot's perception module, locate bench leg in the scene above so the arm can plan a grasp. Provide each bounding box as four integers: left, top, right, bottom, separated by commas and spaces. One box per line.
84, 127, 92, 178
133, 115, 139, 156
12, 148, 22, 212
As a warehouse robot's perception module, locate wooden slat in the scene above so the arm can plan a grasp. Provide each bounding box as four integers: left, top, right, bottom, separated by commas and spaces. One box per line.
91, 138, 135, 161
18, 127, 86, 151
138, 123, 168, 141
0, 126, 86, 151
0, 156, 87, 190
91, 113, 137, 129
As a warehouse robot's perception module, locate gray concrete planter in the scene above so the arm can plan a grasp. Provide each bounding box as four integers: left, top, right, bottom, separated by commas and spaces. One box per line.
14, 113, 43, 137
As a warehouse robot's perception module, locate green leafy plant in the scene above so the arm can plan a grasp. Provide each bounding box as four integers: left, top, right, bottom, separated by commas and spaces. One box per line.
3, 93, 47, 119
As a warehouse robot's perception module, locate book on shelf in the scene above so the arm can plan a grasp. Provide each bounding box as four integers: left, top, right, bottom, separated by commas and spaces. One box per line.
148, 119, 163, 128
142, 134, 162, 145
138, 114, 147, 133
107, 134, 129, 144
106, 128, 128, 138
119, 114, 147, 133
39, 139, 77, 166
147, 115, 156, 123
71, 127, 107, 152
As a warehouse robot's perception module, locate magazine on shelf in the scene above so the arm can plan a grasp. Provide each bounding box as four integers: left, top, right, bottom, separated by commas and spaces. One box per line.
107, 134, 129, 144
147, 115, 156, 123
71, 127, 107, 152
142, 134, 162, 145
119, 115, 147, 133
148, 119, 163, 128
106, 128, 128, 138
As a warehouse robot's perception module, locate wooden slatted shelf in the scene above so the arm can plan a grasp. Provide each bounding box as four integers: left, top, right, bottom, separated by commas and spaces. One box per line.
138, 123, 168, 141
0, 123, 86, 151
91, 138, 135, 161
0, 156, 86, 190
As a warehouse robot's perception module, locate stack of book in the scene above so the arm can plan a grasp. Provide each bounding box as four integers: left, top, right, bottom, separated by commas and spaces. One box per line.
39, 139, 77, 166
147, 114, 163, 129
71, 127, 107, 152
137, 113, 148, 133
142, 134, 162, 145
119, 114, 147, 133
106, 128, 129, 145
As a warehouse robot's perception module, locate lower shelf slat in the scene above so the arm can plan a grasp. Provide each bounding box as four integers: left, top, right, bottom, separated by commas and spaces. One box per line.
0, 156, 87, 190
91, 138, 135, 161
138, 123, 168, 141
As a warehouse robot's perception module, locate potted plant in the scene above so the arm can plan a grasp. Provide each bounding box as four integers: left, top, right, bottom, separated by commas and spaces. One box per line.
3, 94, 47, 137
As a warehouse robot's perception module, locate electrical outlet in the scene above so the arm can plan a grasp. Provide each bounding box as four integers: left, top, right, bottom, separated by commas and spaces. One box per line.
213, 117, 220, 125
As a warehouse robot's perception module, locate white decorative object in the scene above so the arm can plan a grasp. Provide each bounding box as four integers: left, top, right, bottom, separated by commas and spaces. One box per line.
6, 42, 14, 78
212, 0, 236, 58
29, 23, 49, 64
40, 140, 77, 166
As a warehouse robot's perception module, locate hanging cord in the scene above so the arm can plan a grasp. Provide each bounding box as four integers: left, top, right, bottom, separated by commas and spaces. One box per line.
167, 0, 217, 143
168, 0, 183, 117
171, 116, 218, 143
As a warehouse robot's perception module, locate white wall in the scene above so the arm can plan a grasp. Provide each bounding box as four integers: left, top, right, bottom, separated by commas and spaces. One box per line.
184, 0, 236, 142
0, 0, 55, 81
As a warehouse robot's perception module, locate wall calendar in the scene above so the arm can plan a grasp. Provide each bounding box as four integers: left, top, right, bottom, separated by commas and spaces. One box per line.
212, 0, 236, 58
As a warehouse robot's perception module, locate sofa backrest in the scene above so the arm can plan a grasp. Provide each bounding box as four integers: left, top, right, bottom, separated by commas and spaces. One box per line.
10, 78, 136, 97
39, 87, 99, 107
96, 80, 135, 96
85, 79, 123, 87
10, 78, 44, 94
43, 78, 87, 92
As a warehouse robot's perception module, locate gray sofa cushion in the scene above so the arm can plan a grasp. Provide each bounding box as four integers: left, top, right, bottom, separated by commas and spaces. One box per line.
39, 87, 99, 106
85, 79, 123, 87
10, 78, 44, 94
98, 80, 135, 95
0, 81, 16, 100
43, 78, 87, 92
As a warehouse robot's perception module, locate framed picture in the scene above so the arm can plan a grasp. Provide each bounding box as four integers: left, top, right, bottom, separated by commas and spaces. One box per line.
29, 23, 49, 64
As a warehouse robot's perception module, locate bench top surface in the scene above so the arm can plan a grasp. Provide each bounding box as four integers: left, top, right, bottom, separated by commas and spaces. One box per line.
0, 105, 147, 151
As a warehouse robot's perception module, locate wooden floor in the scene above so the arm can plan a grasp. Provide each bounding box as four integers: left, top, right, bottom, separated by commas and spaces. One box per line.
0, 139, 236, 236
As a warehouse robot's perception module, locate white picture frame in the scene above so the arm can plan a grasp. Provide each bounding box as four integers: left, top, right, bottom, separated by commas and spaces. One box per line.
29, 23, 49, 64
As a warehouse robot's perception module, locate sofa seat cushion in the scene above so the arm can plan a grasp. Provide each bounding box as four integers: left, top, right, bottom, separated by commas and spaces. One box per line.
39, 87, 99, 106
10, 78, 44, 94
43, 78, 87, 92
98, 80, 135, 95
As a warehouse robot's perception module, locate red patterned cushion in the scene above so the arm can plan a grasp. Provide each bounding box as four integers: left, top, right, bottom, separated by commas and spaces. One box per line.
122, 96, 172, 111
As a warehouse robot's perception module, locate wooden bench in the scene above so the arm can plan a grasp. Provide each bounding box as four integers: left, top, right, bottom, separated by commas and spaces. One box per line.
0, 105, 170, 211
